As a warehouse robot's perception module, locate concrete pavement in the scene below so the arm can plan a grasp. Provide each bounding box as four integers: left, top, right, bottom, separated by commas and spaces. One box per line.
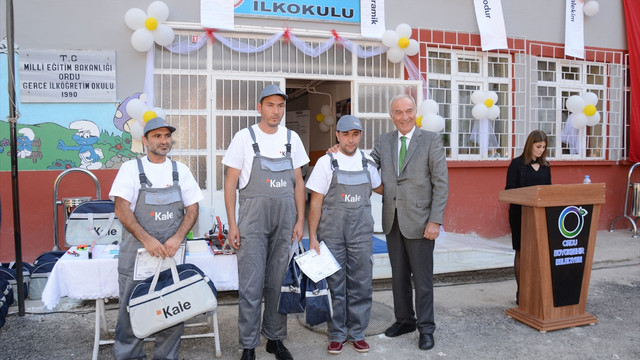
1, 229, 638, 359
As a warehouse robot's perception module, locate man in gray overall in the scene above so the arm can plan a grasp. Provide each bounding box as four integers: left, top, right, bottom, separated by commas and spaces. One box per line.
110, 117, 203, 359
306, 115, 382, 355
223, 85, 309, 360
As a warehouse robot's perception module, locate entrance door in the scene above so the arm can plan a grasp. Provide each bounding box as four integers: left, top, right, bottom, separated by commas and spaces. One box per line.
352, 79, 422, 232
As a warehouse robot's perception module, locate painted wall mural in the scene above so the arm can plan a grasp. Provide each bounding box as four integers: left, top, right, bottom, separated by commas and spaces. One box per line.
0, 89, 141, 172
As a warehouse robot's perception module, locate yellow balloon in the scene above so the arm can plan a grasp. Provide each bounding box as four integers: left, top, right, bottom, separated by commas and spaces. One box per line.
143, 110, 157, 122
484, 99, 494, 108
145, 17, 158, 31
416, 116, 423, 128
398, 37, 410, 49
315, 113, 325, 123
583, 104, 597, 117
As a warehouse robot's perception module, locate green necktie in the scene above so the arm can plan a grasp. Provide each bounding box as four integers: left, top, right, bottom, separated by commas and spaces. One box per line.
399, 136, 407, 173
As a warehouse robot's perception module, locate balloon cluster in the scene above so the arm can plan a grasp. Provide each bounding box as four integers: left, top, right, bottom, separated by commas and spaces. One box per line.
566, 92, 600, 129
125, 98, 167, 140
125, 1, 174, 52
584, 1, 600, 17
417, 99, 445, 132
382, 24, 419, 63
471, 91, 500, 120
315, 105, 336, 132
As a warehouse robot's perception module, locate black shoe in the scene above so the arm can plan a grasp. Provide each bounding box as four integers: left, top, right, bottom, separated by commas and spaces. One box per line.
384, 322, 416, 337
240, 348, 255, 360
266, 339, 293, 360
419, 334, 435, 350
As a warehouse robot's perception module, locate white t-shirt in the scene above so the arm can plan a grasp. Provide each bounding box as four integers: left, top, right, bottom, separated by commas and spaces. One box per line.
222, 124, 310, 189
109, 156, 204, 211
306, 150, 381, 196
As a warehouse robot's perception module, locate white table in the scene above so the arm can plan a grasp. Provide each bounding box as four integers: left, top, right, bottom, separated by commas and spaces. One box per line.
42, 245, 239, 359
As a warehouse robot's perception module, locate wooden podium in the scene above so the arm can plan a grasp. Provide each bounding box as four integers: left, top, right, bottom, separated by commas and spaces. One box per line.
499, 183, 605, 332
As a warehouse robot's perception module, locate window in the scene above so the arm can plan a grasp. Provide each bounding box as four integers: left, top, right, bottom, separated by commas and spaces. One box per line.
425, 49, 512, 159
532, 54, 621, 160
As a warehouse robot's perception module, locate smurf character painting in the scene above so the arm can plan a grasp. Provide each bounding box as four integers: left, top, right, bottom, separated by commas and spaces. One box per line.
17, 128, 35, 158
57, 120, 104, 169
114, 92, 146, 154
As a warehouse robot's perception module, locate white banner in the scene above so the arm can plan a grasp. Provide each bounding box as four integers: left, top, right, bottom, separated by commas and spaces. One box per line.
565, 0, 584, 59
473, 0, 508, 51
201, 0, 234, 30
360, 0, 385, 39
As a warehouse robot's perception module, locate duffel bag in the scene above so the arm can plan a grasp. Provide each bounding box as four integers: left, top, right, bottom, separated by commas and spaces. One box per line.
127, 258, 217, 339
64, 200, 122, 246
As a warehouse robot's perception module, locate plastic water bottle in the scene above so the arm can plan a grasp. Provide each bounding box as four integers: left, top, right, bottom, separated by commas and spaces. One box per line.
583, 175, 592, 184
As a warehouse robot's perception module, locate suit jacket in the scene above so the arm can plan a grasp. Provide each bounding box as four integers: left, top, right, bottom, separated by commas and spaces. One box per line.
371, 127, 449, 239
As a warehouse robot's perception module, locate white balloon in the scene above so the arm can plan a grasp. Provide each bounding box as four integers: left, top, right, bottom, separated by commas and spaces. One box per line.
471, 91, 485, 105
323, 115, 336, 126
130, 120, 145, 140
320, 104, 331, 115
150, 107, 166, 120
586, 112, 601, 126
421, 113, 445, 132
126, 99, 147, 121
154, 24, 174, 47
318, 122, 330, 132
406, 39, 419, 56
566, 95, 585, 113
396, 23, 412, 38
131, 29, 154, 52
148, 1, 170, 22
381, 30, 399, 48
488, 91, 498, 103
387, 47, 404, 63
571, 113, 588, 129
124, 8, 146, 30
487, 105, 501, 120
420, 99, 439, 115
584, 1, 600, 16
472, 103, 488, 120
583, 91, 598, 105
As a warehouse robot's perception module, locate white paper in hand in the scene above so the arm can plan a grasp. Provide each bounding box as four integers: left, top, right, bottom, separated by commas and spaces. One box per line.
294, 241, 341, 282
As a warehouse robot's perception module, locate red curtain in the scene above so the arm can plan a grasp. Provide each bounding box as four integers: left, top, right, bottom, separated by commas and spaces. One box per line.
624, 0, 640, 162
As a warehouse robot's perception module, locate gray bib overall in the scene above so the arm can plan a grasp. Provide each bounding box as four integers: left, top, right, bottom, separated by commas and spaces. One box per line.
114, 158, 186, 360
237, 126, 297, 348
318, 151, 374, 342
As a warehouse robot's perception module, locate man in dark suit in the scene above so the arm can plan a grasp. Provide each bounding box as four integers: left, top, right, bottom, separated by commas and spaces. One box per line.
370, 94, 449, 351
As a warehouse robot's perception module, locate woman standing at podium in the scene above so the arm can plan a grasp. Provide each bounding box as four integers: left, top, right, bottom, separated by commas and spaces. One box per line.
505, 130, 551, 304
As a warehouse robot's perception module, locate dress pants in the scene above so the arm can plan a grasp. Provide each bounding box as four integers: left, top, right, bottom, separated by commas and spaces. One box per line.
386, 213, 436, 335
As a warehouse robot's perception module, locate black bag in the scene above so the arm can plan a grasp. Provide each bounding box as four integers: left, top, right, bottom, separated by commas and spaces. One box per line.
278, 242, 306, 314
28, 251, 65, 300
304, 277, 332, 326
0, 263, 32, 302
0, 278, 14, 329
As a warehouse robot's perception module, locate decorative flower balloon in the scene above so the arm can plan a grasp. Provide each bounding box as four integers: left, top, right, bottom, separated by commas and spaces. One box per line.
471, 90, 500, 120
125, 97, 167, 140
584, 1, 600, 17
315, 104, 335, 132
381, 23, 420, 64
417, 99, 445, 132
125, 1, 174, 52
566, 92, 600, 129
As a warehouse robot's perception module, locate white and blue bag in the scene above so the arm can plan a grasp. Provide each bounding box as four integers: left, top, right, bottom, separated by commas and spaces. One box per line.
127, 258, 218, 339
278, 242, 306, 314
27, 251, 65, 300
304, 277, 333, 326
64, 200, 122, 246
